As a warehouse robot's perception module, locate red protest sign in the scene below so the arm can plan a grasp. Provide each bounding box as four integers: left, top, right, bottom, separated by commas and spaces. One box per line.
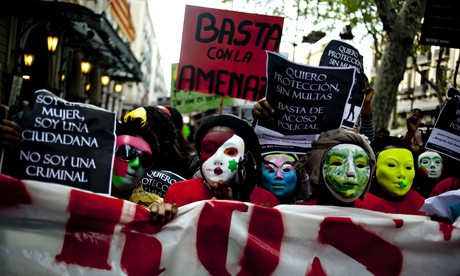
176, 5, 284, 101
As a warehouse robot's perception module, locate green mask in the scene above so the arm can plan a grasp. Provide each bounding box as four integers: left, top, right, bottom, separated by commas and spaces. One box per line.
322, 143, 370, 202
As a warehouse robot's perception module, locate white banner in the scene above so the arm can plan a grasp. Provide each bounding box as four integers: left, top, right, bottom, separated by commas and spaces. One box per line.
0, 173, 459, 275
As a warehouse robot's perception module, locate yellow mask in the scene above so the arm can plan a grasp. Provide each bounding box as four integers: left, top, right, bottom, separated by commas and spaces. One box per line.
376, 148, 415, 196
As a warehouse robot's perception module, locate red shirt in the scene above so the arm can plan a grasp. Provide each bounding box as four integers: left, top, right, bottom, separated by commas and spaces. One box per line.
355, 190, 426, 216
164, 178, 280, 207
429, 177, 460, 197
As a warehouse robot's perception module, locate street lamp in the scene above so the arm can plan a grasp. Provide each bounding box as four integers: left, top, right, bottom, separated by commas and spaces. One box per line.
81, 61, 91, 74
114, 83, 123, 93
47, 36, 59, 53
23, 53, 34, 66
101, 75, 110, 86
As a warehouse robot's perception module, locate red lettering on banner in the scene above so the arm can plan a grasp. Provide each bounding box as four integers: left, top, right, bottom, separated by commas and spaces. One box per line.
307, 257, 326, 276
0, 174, 32, 208
120, 205, 165, 275
197, 201, 249, 275
439, 222, 456, 241
238, 205, 283, 275
318, 217, 402, 276
196, 201, 283, 275
393, 219, 404, 228
56, 190, 123, 269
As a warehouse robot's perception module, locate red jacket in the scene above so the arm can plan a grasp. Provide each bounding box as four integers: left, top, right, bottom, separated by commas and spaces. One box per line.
355, 190, 426, 216
164, 177, 280, 207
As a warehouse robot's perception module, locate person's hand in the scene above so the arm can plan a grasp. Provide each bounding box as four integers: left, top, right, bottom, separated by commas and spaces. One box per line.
406, 108, 421, 134
211, 179, 233, 200
402, 108, 421, 144
360, 74, 374, 116
0, 119, 22, 148
251, 98, 275, 123
150, 203, 178, 224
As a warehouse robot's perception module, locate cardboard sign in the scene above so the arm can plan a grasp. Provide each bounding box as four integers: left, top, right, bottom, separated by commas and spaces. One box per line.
176, 5, 284, 101
254, 52, 357, 154
0, 90, 116, 193
139, 170, 185, 198
1, 174, 460, 275
420, 0, 460, 48
170, 63, 233, 113
425, 87, 460, 161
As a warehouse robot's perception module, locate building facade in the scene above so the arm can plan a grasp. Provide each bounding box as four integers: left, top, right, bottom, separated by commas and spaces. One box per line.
394, 46, 458, 128
0, 0, 166, 120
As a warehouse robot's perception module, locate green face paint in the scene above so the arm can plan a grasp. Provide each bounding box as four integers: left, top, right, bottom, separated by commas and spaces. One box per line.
322, 144, 370, 202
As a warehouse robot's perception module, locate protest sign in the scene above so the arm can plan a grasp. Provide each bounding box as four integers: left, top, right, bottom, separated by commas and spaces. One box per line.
176, 5, 284, 101
425, 87, 460, 161
171, 63, 233, 113
420, 0, 460, 48
1, 174, 459, 275
254, 52, 357, 154
139, 170, 185, 198
319, 39, 366, 128
0, 90, 116, 193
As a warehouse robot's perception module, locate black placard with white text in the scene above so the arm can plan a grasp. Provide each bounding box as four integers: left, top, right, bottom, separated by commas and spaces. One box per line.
254, 52, 357, 154
425, 87, 460, 161
0, 90, 116, 193
319, 39, 365, 129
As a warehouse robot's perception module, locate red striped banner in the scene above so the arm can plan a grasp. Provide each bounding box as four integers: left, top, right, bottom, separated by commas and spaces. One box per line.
1, 173, 459, 275
109, 0, 136, 42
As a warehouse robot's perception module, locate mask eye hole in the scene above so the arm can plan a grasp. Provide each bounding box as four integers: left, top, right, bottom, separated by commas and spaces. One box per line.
330, 161, 343, 166
224, 147, 239, 157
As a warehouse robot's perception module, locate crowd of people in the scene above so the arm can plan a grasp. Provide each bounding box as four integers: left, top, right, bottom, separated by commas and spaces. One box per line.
0, 79, 459, 227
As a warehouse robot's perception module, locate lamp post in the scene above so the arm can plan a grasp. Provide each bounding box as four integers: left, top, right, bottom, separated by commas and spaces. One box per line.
22, 53, 34, 80
113, 83, 123, 117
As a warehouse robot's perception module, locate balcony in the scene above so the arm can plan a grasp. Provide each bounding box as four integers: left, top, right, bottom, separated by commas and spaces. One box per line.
413, 84, 428, 97
433, 48, 450, 61
417, 52, 431, 65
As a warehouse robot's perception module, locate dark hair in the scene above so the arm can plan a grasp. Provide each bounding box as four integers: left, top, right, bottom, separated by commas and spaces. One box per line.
371, 135, 412, 156
195, 114, 262, 161
377, 128, 390, 136
142, 106, 191, 177
163, 105, 198, 177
